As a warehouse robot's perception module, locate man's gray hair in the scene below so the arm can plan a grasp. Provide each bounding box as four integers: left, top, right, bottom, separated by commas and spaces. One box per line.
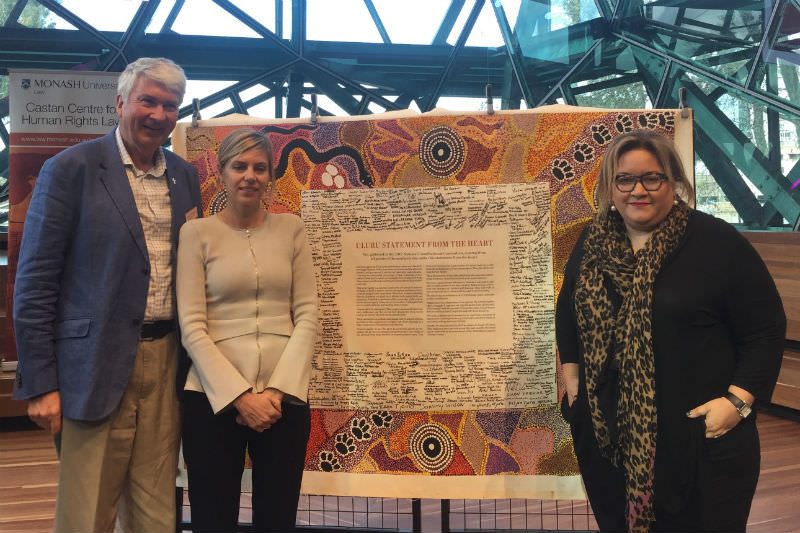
117, 57, 187, 103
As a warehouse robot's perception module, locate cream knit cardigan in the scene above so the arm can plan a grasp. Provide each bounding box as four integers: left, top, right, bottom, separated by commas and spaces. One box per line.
177, 213, 319, 413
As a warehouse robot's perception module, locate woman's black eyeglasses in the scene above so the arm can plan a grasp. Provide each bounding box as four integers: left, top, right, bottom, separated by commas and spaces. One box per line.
614, 172, 668, 192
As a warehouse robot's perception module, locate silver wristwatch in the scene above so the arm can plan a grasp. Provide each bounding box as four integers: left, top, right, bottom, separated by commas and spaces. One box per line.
725, 392, 752, 418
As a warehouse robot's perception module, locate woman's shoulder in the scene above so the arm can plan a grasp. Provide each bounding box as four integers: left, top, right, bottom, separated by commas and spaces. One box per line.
688, 209, 744, 244
270, 212, 306, 231
179, 214, 223, 239
270, 211, 302, 222
182, 214, 218, 230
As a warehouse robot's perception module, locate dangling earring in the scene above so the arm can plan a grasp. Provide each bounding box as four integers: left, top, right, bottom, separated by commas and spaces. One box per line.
610, 205, 617, 212
673, 198, 679, 205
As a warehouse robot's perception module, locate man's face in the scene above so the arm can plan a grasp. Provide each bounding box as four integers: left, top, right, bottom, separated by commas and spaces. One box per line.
116, 76, 180, 164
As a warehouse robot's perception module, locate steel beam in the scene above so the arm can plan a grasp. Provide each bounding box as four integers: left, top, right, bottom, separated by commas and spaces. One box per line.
593, 0, 613, 21
160, 0, 184, 33
611, 0, 627, 26
424, 0, 484, 111
176, 60, 299, 119
220, 83, 284, 116
102, 0, 162, 70
0, 119, 8, 146
287, 71, 304, 117
744, 0, 782, 89
393, 94, 414, 108
230, 92, 246, 114
535, 39, 603, 107
614, 32, 800, 117
212, 0, 296, 56
3, 0, 28, 27
560, 83, 577, 106
643, 17, 757, 48
685, 82, 800, 225
302, 76, 361, 115
300, 98, 333, 116
491, 1, 535, 107
299, 58, 400, 111
275, 0, 283, 38
432, 0, 466, 45
37, 0, 121, 52
292, 0, 306, 56
364, 0, 391, 44
693, 127, 764, 226
357, 96, 370, 115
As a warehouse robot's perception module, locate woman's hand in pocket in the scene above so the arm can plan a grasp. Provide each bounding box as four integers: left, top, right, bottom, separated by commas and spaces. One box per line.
687, 397, 741, 439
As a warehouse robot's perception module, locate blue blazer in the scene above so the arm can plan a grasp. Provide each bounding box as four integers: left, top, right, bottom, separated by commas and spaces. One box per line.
13, 130, 202, 421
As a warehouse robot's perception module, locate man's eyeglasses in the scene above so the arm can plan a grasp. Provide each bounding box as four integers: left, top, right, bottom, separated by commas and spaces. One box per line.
614, 172, 668, 192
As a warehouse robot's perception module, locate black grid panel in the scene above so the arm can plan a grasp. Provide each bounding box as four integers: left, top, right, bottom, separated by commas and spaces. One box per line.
448, 498, 598, 531
296, 495, 416, 529
180, 493, 600, 532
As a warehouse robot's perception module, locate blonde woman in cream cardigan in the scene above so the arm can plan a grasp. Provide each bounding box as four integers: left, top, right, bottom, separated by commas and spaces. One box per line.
177, 128, 318, 532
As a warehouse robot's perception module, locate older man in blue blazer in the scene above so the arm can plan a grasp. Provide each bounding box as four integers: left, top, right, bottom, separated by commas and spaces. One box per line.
13, 57, 202, 532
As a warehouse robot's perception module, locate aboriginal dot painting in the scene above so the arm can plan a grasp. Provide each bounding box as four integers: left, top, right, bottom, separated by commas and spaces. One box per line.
176, 108, 688, 499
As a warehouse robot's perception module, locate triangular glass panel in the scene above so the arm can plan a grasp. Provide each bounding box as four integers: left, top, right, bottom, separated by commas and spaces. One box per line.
307, 0, 382, 43
183, 80, 238, 110
511, 0, 601, 37
371, 0, 451, 44
311, 48, 443, 114
230, 0, 277, 34
753, 1, 800, 112
316, 94, 349, 117
551, 0, 601, 31
630, 46, 669, 105
447, 1, 473, 45
171, 0, 260, 37
239, 84, 273, 103
58, 0, 140, 32
178, 97, 235, 123
693, 154, 746, 224
464, 0, 504, 47
12, 0, 76, 30
666, 63, 800, 227
515, 20, 602, 105
618, 2, 761, 85
146, 0, 178, 34
778, 115, 800, 186
569, 42, 651, 109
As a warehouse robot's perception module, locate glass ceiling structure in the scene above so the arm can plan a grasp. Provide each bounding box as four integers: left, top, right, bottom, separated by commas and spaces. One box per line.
2, 0, 800, 230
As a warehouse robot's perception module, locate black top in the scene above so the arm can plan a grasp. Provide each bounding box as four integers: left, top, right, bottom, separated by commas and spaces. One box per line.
556, 209, 786, 511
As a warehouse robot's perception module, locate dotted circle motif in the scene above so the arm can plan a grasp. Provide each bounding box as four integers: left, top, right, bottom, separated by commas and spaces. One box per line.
408, 423, 455, 473
209, 189, 229, 215
419, 126, 465, 178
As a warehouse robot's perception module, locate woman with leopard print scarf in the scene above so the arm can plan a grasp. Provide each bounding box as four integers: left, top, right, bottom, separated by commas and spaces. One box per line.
556, 130, 785, 532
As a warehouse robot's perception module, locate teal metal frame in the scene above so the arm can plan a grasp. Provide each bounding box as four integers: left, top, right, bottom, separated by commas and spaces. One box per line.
2, 0, 800, 229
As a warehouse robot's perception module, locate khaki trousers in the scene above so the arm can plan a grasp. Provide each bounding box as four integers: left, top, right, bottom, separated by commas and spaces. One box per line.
54, 333, 180, 533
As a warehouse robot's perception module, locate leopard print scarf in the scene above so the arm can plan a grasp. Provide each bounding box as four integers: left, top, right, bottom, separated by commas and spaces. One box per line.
574, 201, 690, 532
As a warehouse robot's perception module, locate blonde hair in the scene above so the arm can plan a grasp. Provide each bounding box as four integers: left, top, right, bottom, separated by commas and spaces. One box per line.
595, 130, 693, 218
217, 128, 275, 185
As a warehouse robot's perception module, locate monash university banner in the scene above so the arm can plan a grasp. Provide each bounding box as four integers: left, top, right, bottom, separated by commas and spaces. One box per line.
6, 70, 119, 361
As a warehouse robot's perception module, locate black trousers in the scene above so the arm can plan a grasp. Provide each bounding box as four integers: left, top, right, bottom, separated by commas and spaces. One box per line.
182, 391, 311, 532
562, 393, 760, 532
